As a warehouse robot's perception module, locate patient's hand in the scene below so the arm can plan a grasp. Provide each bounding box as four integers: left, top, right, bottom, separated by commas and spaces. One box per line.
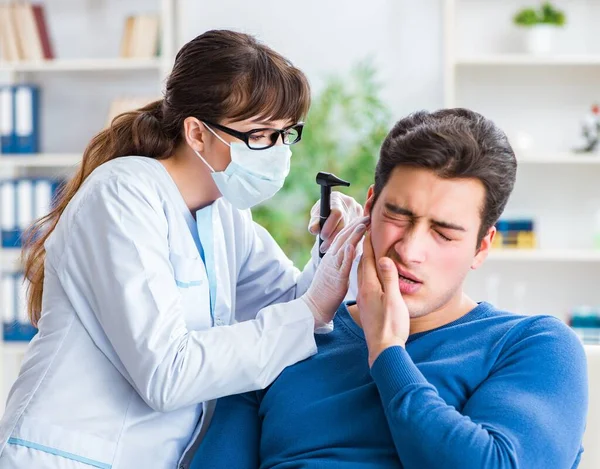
308, 191, 363, 253
357, 232, 410, 367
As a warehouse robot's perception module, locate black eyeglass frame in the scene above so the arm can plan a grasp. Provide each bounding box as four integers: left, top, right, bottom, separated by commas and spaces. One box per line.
202, 120, 304, 150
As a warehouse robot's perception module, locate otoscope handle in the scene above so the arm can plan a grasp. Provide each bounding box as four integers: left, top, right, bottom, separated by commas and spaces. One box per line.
316, 172, 350, 258
318, 187, 331, 257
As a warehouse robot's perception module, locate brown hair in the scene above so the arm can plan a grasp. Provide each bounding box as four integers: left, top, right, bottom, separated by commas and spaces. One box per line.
23, 29, 311, 326
373, 108, 517, 245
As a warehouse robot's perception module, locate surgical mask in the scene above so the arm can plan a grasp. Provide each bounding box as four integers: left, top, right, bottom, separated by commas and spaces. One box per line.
193, 124, 292, 210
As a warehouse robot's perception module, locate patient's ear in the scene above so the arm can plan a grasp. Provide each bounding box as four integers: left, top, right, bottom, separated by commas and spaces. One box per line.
471, 226, 496, 270
364, 185, 375, 216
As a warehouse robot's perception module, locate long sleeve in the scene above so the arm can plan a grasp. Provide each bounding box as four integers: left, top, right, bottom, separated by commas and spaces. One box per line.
370, 317, 588, 469
190, 393, 261, 469
57, 177, 317, 412
234, 212, 318, 322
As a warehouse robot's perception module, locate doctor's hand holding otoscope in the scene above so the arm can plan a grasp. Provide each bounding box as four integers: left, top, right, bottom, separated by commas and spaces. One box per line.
303, 172, 368, 327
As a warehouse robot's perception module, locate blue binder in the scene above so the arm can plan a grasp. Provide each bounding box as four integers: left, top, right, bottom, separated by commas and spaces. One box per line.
14, 84, 40, 154
2, 272, 37, 342
0, 85, 16, 154
1, 179, 19, 248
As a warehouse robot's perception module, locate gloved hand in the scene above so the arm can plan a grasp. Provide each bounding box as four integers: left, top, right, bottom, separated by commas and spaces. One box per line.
302, 215, 370, 328
308, 191, 364, 254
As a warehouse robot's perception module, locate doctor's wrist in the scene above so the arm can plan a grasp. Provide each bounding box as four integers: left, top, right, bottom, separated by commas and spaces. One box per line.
300, 295, 330, 329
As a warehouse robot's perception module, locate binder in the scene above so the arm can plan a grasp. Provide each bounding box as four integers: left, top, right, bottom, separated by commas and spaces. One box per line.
1, 273, 15, 329
16, 273, 27, 324
2, 272, 36, 341
16, 179, 33, 246
34, 178, 53, 221
0, 85, 15, 154
1, 180, 19, 248
14, 84, 39, 154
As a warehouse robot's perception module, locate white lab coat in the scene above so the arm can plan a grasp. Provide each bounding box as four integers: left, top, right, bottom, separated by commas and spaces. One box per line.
0, 156, 319, 469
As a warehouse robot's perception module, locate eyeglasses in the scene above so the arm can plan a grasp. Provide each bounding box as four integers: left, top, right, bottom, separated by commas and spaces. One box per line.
202, 120, 304, 150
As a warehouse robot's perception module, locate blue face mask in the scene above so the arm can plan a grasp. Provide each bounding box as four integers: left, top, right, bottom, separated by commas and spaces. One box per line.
193, 124, 291, 210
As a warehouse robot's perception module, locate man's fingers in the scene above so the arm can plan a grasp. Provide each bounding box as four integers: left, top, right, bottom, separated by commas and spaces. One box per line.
378, 257, 401, 299
361, 231, 381, 291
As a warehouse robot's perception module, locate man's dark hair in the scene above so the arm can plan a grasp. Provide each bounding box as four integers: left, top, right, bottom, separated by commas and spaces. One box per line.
373, 108, 517, 245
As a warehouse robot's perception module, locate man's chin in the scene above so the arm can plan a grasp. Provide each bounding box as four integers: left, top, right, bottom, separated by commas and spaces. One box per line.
404, 298, 429, 319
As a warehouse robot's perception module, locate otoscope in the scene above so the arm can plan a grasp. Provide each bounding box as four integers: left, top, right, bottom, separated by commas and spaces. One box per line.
316, 172, 351, 258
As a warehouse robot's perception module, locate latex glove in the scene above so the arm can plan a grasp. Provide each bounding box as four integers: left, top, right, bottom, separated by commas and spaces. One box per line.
308, 191, 364, 254
302, 215, 370, 328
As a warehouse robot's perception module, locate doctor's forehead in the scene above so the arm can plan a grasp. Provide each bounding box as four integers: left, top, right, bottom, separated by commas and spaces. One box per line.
226, 116, 294, 130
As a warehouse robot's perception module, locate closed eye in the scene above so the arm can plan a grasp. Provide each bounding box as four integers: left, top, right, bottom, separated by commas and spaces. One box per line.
435, 230, 452, 242
383, 212, 411, 224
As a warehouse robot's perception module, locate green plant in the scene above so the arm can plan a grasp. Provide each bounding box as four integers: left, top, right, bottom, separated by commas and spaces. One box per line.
251, 59, 391, 266
514, 2, 566, 27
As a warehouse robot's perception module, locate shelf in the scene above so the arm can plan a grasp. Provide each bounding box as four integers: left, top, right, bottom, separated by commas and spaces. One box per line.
0, 249, 21, 268
0, 153, 81, 168
456, 55, 600, 66
517, 153, 600, 165
488, 249, 600, 262
0, 58, 164, 73
0, 341, 30, 355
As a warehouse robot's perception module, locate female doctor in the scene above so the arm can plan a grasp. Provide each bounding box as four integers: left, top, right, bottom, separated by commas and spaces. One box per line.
0, 30, 367, 469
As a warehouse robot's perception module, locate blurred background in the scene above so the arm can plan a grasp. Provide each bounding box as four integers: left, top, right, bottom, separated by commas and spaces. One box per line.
1, 0, 600, 399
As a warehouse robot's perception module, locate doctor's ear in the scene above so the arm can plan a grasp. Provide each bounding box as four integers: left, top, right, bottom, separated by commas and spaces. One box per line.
183, 117, 207, 153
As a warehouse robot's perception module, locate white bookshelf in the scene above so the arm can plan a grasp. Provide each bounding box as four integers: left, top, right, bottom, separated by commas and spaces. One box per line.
517, 153, 600, 165
456, 54, 600, 66
0, 249, 20, 267
444, 0, 600, 321
0, 153, 81, 168
0, 0, 179, 411
489, 249, 600, 262
0, 58, 165, 73
0, 341, 29, 356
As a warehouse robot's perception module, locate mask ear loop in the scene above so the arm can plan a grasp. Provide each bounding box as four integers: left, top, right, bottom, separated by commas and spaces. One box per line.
202, 122, 231, 147
193, 148, 216, 173
192, 121, 231, 172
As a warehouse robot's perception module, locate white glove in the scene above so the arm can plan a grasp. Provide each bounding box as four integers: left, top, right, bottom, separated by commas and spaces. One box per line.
308, 191, 364, 254
301, 215, 370, 328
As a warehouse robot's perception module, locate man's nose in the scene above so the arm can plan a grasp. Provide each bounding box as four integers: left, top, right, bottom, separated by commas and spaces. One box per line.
394, 227, 426, 265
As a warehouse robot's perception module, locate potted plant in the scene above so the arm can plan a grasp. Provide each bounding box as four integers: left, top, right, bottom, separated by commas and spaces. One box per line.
513, 2, 566, 55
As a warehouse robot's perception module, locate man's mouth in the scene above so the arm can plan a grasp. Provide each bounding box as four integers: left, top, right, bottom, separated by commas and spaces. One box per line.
399, 274, 419, 284
397, 268, 422, 284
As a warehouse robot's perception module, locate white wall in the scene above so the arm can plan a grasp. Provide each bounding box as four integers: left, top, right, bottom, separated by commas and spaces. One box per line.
178, 0, 444, 118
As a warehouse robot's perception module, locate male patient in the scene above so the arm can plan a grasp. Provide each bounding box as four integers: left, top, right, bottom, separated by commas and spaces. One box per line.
191, 109, 588, 468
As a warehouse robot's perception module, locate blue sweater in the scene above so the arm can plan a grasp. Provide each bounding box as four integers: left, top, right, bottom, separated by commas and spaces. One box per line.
192, 302, 588, 468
